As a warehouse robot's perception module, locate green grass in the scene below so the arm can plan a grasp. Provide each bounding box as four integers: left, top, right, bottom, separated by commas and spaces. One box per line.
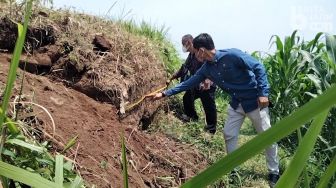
118, 19, 182, 75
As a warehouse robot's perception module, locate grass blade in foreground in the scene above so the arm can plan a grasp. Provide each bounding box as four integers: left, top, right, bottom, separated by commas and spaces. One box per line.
122, 134, 129, 188
0, 0, 33, 134
276, 109, 329, 187
296, 129, 310, 187
0, 1, 33, 187
0, 108, 18, 129
62, 135, 78, 153
55, 155, 64, 186
6, 138, 45, 153
181, 84, 336, 188
69, 175, 84, 188
0, 161, 58, 188
317, 156, 336, 188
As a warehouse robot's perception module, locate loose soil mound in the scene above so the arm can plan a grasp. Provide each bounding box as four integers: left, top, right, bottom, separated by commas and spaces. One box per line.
0, 55, 207, 187
0, 6, 167, 124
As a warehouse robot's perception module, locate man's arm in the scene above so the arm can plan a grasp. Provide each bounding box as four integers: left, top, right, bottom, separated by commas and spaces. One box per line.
238, 53, 270, 108
164, 68, 206, 96
241, 54, 269, 97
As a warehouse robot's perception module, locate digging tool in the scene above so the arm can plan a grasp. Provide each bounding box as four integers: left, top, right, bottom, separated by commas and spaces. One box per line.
122, 85, 167, 113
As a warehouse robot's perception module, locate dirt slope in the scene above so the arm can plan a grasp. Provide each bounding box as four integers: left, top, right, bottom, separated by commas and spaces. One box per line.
0, 54, 207, 187
0, 4, 210, 187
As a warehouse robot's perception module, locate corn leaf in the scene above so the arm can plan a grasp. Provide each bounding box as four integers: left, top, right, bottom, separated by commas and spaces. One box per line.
276, 109, 329, 187
326, 34, 336, 64
307, 32, 324, 51
317, 156, 336, 188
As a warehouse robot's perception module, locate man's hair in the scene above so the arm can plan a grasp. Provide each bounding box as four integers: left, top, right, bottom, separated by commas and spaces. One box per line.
193, 33, 215, 50
182, 34, 193, 44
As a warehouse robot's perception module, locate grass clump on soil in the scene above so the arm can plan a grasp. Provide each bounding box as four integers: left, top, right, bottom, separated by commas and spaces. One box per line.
118, 20, 182, 75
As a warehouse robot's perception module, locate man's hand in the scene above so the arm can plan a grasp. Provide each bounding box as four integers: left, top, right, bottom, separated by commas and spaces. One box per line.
204, 79, 213, 91
146, 92, 165, 100
199, 82, 205, 90
200, 79, 212, 91
166, 79, 172, 86
258, 96, 269, 108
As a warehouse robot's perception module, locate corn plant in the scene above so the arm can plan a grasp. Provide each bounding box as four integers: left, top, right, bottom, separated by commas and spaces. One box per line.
259, 32, 336, 185
264, 31, 336, 133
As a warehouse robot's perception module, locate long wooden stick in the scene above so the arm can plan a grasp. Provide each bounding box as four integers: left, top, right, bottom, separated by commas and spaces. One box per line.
125, 85, 167, 111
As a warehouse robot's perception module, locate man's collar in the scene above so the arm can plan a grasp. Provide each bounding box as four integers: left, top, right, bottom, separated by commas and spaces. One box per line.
214, 49, 221, 62
213, 49, 227, 63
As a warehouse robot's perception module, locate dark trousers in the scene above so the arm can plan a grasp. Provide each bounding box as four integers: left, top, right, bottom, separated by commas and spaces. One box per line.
182, 87, 217, 130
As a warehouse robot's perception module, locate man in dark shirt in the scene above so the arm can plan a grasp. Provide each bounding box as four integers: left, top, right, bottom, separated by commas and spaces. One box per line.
150, 33, 280, 187
168, 34, 217, 134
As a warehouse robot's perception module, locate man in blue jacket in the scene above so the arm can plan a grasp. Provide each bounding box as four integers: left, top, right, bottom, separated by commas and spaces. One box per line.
149, 33, 280, 186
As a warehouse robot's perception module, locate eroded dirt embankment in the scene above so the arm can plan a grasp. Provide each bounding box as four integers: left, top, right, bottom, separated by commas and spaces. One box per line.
0, 8, 208, 188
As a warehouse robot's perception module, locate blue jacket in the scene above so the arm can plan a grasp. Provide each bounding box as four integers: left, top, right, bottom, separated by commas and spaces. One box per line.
163, 48, 270, 113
